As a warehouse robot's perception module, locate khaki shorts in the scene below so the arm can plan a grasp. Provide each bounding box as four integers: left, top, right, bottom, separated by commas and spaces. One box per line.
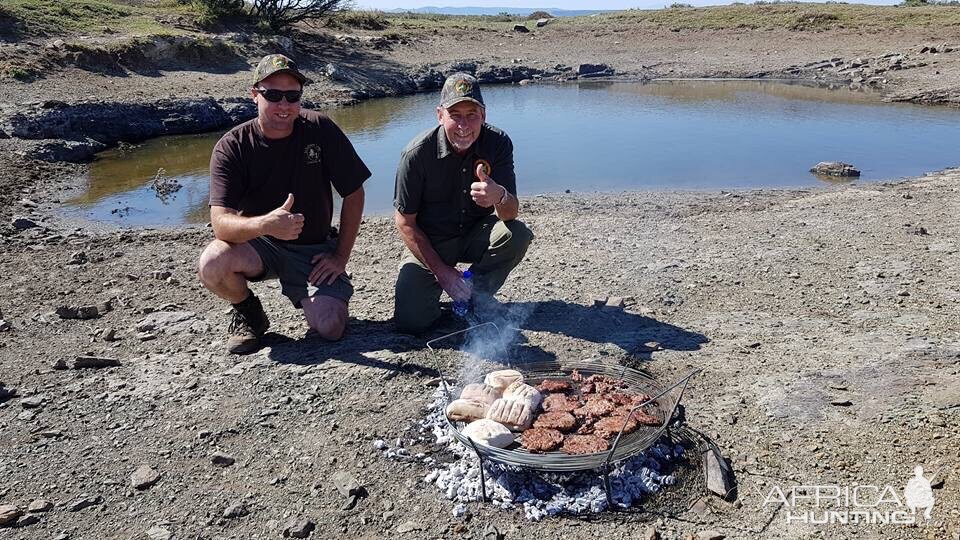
248, 236, 353, 308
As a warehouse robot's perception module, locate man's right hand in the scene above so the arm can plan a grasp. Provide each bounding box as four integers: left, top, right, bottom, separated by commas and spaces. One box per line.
437, 265, 472, 302
259, 193, 304, 241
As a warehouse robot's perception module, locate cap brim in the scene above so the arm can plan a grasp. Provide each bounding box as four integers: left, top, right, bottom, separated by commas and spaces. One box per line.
440, 97, 485, 109
256, 68, 308, 86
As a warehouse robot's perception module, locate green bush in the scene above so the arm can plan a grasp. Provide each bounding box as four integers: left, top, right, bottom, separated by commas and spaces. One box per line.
669, 3, 694, 7
332, 10, 390, 30
526, 10, 552, 19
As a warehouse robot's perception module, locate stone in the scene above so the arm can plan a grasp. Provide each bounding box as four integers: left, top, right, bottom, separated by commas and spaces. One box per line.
643, 527, 660, 540
593, 296, 608, 307
697, 532, 725, 540
331, 470, 362, 498
689, 496, 710, 518
145, 525, 173, 540
55, 305, 104, 320
577, 63, 612, 77
606, 297, 625, 309
830, 399, 853, 406
66, 494, 102, 512
20, 396, 43, 409
513, 24, 530, 33
211, 452, 235, 467
0, 384, 17, 402
703, 448, 735, 499
0, 504, 22, 526
12, 217, 38, 230
396, 521, 424, 533
16, 514, 40, 527
27, 499, 53, 513
810, 161, 860, 177
131, 465, 161, 490
135, 311, 206, 336
223, 501, 249, 519
283, 517, 315, 538
536, 18, 550, 27
74, 356, 122, 369
103, 328, 118, 341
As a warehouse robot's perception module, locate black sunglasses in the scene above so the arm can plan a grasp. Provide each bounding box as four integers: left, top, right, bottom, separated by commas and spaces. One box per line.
255, 87, 302, 103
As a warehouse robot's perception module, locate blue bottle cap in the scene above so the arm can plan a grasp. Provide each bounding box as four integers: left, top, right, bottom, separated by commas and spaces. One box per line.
462, 269, 473, 279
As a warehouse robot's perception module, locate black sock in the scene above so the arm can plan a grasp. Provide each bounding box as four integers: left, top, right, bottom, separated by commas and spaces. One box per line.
232, 292, 260, 315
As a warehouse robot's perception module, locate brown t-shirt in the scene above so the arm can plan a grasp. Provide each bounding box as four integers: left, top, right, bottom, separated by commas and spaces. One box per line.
209, 109, 370, 245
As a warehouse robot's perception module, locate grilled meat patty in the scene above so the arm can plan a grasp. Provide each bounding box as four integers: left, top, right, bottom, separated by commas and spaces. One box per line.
520, 427, 565, 453
533, 411, 577, 432
561, 434, 609, 454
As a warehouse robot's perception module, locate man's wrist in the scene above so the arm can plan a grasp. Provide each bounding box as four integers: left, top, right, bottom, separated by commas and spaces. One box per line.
496, 186, 508, 206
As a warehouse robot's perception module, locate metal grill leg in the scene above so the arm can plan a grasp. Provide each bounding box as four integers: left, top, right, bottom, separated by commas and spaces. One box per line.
602, 465, 614, 508
467, 438, 489, 503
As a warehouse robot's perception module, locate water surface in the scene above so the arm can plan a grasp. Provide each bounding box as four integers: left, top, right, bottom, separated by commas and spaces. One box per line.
66, 80, 960, 226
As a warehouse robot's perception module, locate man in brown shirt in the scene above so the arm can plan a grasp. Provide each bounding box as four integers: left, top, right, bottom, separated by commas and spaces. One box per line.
198, 54, 370, 354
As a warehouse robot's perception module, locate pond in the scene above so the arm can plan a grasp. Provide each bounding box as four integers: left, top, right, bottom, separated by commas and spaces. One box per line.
64, 80, 960, 226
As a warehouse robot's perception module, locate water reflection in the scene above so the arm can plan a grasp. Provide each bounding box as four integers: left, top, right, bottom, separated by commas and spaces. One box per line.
66, 80, 960, 227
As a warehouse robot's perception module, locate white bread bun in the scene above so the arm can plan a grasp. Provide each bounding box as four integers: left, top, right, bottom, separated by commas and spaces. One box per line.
484, 369, 523, 392
461, 419, 514, 448
445, 399, 489, 422
459, 383, 500, 405
503, 381, 542, 409
486, 398, 535, 431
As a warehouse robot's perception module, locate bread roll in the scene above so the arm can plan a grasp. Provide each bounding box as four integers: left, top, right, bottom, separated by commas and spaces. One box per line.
460, 383, 500, 405
461, 418, 514, 448
445, 399, 489, 422
484, 369, 523, 392
503, 381, 542, 409
486, 398, 535, 431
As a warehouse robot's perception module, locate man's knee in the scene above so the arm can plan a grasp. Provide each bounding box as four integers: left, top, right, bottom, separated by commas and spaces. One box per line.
304, 300, 347, 341
394, 264, 440, 334
197, 240, 231, 287
496, 220, 534, 257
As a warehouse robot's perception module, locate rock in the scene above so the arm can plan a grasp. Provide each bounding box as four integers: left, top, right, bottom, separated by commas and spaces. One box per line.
593, 296, 608, 307
27, 499, 53, 513
12, 217, 38, 230
830, 399, 853, 406
283, 517, 315, 538
605, 297, 625, 309
135, 311, 206, 336
55, 305, 104, 320
15, 513, 40, 527
577, 63, 613, 77
66, 494, 102, 512
482, 523, 504, 540
74, 356, 122, 369
0, 319, 11, 332
223, 501, 249, 519
396, 521, 424, 533
689, 496, 710, 517
643, 527, 660, 540
0, 384, 17, 402
102, 328, 119, 341
67, 251, 88, 265
703, 448, 735, 499
145, 525, 174, 540
810, 161, 860, 177
331, 470, 362, 498
536, 18, 550, 27
131, 465, 161, 490
20, 396, 43, 409
211, 452, 235, 467
0, 504, 22, 526
697, 532, 725, 540
513, 24, 530, 33
911, 226, 929, 236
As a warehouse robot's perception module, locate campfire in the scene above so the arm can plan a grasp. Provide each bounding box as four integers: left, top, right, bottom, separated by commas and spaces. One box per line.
380, 323, 699, 521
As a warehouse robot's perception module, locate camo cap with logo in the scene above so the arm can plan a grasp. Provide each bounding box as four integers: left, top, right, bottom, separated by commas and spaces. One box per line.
439, 72, 485, 109
253, 54, 307, 86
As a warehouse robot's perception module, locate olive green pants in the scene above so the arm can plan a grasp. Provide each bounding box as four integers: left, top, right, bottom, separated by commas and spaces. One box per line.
394, 216, 533, 334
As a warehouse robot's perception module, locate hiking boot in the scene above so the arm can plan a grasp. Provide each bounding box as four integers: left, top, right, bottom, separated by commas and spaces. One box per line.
226, 295, 269, 355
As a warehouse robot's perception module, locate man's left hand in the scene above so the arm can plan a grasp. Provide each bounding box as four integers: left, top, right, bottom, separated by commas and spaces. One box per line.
309, 252, 348, 286
470, 164, 505, 208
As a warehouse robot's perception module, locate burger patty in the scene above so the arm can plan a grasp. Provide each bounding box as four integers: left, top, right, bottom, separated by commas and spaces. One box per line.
520, 427, 565, 453
536, 379, 572, 393
561, 434, 609, 455
533, 411, 577, 432
615, 405, 661, 426
574, 397, 615, 419
593, 415, 639, 439
542, 393, 579, 413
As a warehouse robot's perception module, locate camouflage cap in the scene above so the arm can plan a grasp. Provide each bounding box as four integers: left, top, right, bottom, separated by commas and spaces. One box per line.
253, 54, 307, 86
439, 72, 485, 109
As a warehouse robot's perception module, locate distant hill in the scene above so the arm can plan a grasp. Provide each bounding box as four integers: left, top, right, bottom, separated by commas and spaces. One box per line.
382, 6, 613, 16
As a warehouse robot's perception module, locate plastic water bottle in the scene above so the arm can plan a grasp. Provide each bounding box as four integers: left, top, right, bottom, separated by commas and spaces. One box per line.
453, 269, 472, 317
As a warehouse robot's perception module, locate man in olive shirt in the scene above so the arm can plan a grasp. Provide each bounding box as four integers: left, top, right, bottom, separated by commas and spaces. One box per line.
393, 73, 533, 333
198, 54, 370, 354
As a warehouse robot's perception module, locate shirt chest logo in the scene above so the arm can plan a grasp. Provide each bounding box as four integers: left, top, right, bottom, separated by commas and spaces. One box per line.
304, 144, 322, 165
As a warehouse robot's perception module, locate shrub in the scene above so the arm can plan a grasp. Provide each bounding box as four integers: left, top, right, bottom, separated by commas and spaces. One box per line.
669, 3, 694, 7
527, 10, 552, 19
332, 10, 390, 30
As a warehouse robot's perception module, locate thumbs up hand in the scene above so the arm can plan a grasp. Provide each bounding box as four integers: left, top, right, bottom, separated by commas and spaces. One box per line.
260, 193, 304, 240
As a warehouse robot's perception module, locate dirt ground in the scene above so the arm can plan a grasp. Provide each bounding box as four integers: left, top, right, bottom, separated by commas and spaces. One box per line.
1, 9, 959, 540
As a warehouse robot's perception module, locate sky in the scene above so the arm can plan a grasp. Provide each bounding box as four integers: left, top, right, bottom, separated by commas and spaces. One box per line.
357, 0, 899, 9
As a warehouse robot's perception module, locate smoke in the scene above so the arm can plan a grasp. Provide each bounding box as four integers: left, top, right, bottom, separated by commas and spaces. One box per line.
457, 300, 537, 384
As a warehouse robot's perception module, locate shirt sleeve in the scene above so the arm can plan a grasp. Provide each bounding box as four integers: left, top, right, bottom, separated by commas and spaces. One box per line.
491, 132, 516, 196
394, 147, 424, 215
208, 136, 243, 210
322, 119, 371, 198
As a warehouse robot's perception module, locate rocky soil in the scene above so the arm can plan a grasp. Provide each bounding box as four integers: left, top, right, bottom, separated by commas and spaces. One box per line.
1, 9, 959, 540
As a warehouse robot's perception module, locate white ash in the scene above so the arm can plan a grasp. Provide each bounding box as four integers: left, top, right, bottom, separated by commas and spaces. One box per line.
378, 390, 681, 521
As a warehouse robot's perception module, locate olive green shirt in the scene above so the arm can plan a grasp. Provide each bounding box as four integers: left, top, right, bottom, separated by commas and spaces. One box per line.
394, 124, 516, 244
